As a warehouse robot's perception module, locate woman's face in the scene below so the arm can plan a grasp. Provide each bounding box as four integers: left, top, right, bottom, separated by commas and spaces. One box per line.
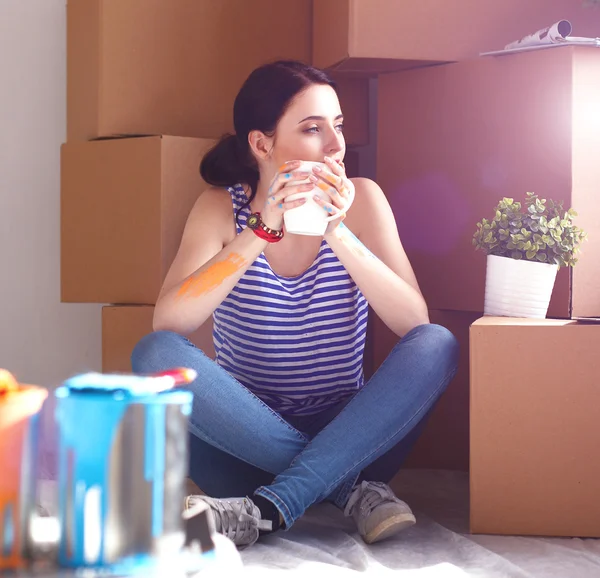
268, 84, 346, 167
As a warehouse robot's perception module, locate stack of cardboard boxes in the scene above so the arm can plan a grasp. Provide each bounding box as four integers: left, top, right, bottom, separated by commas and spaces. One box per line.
61, 0, 371, 372
62, 0, 600, 537
314, 0, 600, 537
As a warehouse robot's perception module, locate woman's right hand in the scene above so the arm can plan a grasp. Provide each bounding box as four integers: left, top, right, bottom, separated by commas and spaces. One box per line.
260, 161, 314, 230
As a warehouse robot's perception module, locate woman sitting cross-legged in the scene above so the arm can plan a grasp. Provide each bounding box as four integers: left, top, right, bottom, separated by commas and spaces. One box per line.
131, 60, 459, 549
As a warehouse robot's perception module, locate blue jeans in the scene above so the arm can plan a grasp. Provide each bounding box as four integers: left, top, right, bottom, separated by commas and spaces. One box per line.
131, 323, 458, 529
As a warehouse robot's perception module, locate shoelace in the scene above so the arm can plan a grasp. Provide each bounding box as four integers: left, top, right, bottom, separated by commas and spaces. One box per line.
213, 500, 258, 543
344, 481, 393, 517
188, 497, 258, 544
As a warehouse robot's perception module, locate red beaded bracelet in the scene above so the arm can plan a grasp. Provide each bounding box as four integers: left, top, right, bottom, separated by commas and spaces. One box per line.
246, 212, 284, 243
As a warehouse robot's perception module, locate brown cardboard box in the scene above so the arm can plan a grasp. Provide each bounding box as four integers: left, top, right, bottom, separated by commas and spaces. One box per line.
332, 74, 370, 146
102, 305, 214, 373
370, 310, 481, 471
67, 0, 311, 142
470, 316, 600, 537
343, 148, 360, 179
377, 47, 600, 319
314, 0, 600, 73
61, 136, 215, 304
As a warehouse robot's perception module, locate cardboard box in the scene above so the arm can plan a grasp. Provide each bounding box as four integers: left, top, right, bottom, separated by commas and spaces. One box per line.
343, 148, 360, 179
314, 0, 600, 73
61, 136, 215, 304
67, 0, 311, 142
102, 305, 214, 373
332, 74, 370, 146
377, 47, 600, 319
370, 310, 481, 472
470, 316, 600, 537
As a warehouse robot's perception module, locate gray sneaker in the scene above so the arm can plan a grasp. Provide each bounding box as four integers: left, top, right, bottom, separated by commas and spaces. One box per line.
185, 495, 272, 549
344, 481, 416, 544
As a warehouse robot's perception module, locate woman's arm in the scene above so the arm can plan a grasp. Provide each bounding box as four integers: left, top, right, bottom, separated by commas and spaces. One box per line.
154, 164, 312, 335
324, 178, 429, 337
153, 187, 268, 335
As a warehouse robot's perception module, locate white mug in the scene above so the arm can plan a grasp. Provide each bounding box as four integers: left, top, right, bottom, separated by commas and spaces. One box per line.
283, 161, 345, 236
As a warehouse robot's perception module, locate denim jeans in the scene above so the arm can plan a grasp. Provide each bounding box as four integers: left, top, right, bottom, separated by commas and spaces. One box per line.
131, 323, 459, 529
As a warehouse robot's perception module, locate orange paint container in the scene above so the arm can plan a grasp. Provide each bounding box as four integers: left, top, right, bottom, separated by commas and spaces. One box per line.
0, 370, 48, 570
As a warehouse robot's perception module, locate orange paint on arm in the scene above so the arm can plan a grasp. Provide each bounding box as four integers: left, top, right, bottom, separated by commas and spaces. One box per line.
177, 253, 248, 299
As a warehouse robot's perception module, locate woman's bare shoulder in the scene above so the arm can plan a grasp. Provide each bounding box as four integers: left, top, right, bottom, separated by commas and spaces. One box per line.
350, 177, 384, 200
348, 177, 397, 235
187, 185, 235, 222
193, 185, 234, 210
183, 185, 238, 243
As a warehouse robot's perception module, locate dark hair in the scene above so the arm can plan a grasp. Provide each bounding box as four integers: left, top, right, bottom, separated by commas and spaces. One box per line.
200, 60, 338, 224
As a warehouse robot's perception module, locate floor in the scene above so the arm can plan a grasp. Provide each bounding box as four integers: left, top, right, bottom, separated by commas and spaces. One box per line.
36, 470, 600, 577
238, 470, 600, 577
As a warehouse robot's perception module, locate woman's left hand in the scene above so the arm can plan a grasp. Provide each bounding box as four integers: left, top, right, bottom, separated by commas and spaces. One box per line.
310, 156, 355, 235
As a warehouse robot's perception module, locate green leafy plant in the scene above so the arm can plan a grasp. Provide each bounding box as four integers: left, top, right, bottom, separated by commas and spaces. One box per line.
473, 192, 587, 267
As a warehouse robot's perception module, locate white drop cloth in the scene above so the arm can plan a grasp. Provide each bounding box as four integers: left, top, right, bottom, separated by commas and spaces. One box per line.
239, 470, 600, 577
37, 470, 600, 577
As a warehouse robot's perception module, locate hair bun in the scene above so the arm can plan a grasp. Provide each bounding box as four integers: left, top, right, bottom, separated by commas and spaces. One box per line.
200, 133, 258, 189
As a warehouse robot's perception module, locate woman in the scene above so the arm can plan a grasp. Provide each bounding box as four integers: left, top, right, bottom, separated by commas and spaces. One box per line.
132, 60, 458, 549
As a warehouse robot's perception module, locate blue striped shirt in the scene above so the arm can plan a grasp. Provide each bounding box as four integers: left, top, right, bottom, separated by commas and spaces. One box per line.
212, 185, 368, 416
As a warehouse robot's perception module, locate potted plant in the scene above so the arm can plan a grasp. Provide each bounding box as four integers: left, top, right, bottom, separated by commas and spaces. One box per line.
473, 192, 587, 318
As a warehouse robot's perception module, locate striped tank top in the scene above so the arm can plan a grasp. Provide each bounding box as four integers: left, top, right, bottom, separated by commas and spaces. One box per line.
212, 184, 369, 416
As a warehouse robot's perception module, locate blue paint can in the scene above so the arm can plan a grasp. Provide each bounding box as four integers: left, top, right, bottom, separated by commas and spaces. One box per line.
54, 373, 193, 569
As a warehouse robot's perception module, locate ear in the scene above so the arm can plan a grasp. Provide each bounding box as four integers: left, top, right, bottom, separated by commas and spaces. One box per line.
248, 130, 274, 161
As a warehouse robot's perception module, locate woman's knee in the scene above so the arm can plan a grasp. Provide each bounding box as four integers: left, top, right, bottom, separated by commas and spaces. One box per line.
130, 330, 188, 373
409, 323, 460, 372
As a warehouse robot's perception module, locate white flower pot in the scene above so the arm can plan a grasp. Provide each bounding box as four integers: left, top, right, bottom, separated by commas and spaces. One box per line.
483, 254, 559, 319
